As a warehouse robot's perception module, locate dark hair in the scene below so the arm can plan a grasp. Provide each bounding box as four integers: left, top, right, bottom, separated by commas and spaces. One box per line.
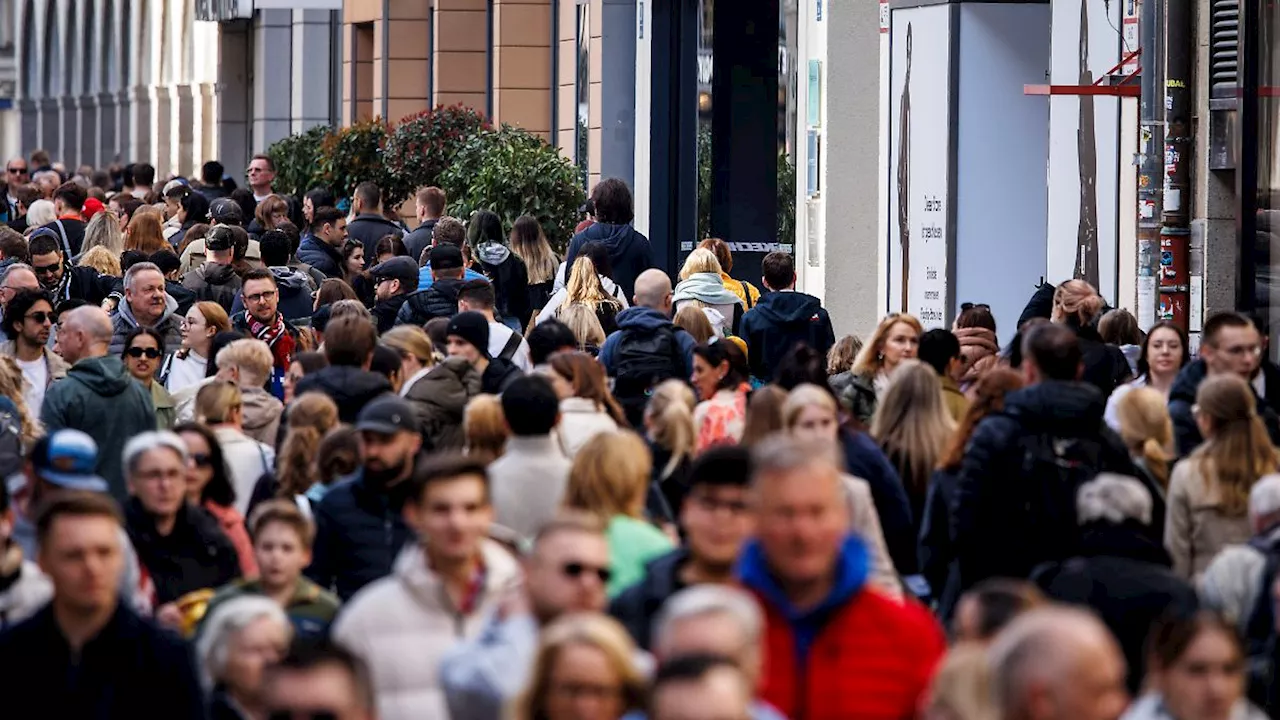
651, 654, 742, 697
305, 187, 335, 211
761, 251, 795, 291
354, 181, 380, 210
457, 279, 496, 310
685, 445, 752, 494
433, 217, 467, 248
133, 163, 156, 188
123, 325, 166, 357
424, 317, 451, 351
0, 472, 8, 515
315, 278, 357, 307
116, 196, 144, 224
276, 220, 301, 254
4, 289, 54, 340
271, 638, 375, 714
173, 422, 237, 507
35, 491, 123, 546
324, 316, 377, 367
120, 250, 149, 272
0, 228, 28, 264
292, 351, 329, 375
229, 188, 257, 225
27, 233, 62, 259
406, 453, 490, 504
1137, 321, 1190, 380
955, 305, 997, 332
148, 249, 181, 277
311, 206, 345, 232
1146, 610, 1243, 671
370, 344, 402, 380
579, 241, 614, 279
526, 320, 578, 366
242, 267, 277, 287
1203, 311, 1253, 348
692, 341, 749, 392
1022, 323, 1081, 381
590, 178, 635, 224
501, 375, 561, 436
918, 329, 961, 376
467, 210, 505, 247
53, 181, 87, 211
206, 331, 246, 377
179, 190, 210, 226
317, 426, 361, 486
259, 230, 292, 267
164, 183, 191, 201
773, 344, 831, 394
1098, 308, 1142, 346
375, 233, 408, 259
957, 578, 1046, 641
201, 161, 225, 185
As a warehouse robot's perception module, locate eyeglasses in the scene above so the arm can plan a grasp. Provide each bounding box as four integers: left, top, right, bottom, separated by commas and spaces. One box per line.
1222, 344, 1263, 358
24, 311, 56, 324
32, 262, 60, 276
244, 290, 278, 304
190, 453, 214, 468
692, 494, 749, 515
561, 561, 611, 584
125, 347, 162, 359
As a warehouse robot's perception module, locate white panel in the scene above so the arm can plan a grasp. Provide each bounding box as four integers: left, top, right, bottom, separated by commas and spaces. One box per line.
632, 0, 652, 237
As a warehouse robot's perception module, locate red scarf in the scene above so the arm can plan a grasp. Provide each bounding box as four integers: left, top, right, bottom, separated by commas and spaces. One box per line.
248, 313, 295, 370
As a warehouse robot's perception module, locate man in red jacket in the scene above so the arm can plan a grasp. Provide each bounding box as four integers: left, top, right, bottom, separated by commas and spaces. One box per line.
738, 436, 946, 720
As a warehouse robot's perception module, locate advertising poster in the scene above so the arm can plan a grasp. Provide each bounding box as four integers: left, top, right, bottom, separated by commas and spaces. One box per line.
887, 4, 951, 329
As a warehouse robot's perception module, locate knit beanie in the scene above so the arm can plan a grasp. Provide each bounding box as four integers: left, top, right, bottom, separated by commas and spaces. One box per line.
447, 311, 491, 358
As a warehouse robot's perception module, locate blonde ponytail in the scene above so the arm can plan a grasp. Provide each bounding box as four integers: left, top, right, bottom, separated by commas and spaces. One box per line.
646, 380, 696, 479
1140, 437, 1171, 489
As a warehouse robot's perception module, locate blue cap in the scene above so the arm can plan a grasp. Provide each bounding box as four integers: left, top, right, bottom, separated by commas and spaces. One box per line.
31, 429, 108, 492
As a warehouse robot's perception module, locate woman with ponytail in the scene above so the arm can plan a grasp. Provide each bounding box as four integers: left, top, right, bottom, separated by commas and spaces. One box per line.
642, 380, 697, 521
246, 392, 340, 519
1116, 387, 1175, 491
1166, 374, 1280, 580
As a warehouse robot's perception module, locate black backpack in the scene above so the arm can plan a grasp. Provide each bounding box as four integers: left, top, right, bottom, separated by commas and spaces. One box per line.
613, 324, 686, 426
1010, 427, 1109, 568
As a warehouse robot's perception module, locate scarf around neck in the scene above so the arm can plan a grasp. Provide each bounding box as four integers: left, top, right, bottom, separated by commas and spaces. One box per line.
248, 312, 295, 369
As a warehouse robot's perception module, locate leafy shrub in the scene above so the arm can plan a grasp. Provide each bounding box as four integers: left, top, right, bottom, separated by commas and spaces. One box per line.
440, 126, 586, 253
316, 119, 394, 205
267, 125, 331, 199
384, 105, 491, 206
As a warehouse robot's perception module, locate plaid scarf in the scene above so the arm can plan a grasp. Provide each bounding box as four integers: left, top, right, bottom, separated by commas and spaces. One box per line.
248, 312, 295, 370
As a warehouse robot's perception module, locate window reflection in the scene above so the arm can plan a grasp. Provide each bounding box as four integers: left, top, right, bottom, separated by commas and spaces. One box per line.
1256, 0, 1280, 353
576, 2, 590, 190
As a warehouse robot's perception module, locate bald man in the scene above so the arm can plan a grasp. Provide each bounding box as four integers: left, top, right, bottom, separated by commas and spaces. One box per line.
988, 606, 1129, 720
598, 267, 697, 426
0, 264, 39, 320
41, 306, 155, 501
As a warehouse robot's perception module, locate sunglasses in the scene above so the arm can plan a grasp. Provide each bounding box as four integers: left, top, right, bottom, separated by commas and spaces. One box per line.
24, 311, 56, 324
562, 561, 611, 584
32, 262, 60, 275
125, 347, 162, 359
190, 453, 214, 467
7, 167, 27, 174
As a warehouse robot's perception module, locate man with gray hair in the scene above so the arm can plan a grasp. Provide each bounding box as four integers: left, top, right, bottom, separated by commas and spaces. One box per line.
1205, 474, 1280, 644
122, 430, 239, 612
0, 262, 38, 322
1030, 473, 1195, 692
109, 260, 183, 355
41, 306, 155, 501
598, 268, 697, 426
987, 605, 1129, 720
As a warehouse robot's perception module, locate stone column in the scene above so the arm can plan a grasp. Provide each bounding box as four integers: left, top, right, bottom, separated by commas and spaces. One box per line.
18, 98, 38, 154
39, 98, 59, 160
129, 85, 154, 166
492, 0, 551, 140
175, 84, 195, 176
116, 89, 133, 162
98, 92, 118, 165
292, 10, 338, 132
61, 97, 80, 167
199, 82, 217, 164
79, 95, 99, 168
153, 84, 173, 175
253, 10, 293, 151
218, 24, 252, 175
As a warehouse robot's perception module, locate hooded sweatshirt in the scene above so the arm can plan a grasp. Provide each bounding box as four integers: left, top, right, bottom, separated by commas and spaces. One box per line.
473, 242, 531, 329
564, 222, 653, 299
739, 290, 835, 382
181, 262, 243, 313
229, 266, 316, 322
40, 355, 156, 501
109, 292, 184, 356
294, 365, 393, 423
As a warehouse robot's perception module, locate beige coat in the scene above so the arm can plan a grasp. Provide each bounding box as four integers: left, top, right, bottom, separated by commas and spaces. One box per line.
554, 397, 619, 458
1165, 456, 1254, 581
332, 540, 521, 720
844, 474, 901, 599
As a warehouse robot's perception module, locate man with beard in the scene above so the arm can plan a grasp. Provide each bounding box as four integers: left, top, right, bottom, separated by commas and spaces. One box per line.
1, 289, 68, 412
305, 396, 421, 601
26, 231, 113, 309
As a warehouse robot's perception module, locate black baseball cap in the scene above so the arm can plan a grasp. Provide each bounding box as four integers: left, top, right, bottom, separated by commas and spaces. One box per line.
209, 198, 244, 226
369, 256, 419, 289
355, 396, 419, 435
428, 243, 464, 271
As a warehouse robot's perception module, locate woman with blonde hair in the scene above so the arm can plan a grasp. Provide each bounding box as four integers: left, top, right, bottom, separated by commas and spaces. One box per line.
76, 245, 122, 276
1116, 387, 1176, 491
1166, 374, 1280, 580
782, 383, 900, 596
509, 215, 560, 315
644, 380, 697, 517
463, 394, 508, 465
514, 613, 646, 720
124, 210, 168, 254
557, 302, 607, 355
564, 431, 674, 596
548, 352, 626, 457
538, 254, 626, 333
80, 208, 124, 256
381, 325, 435, 399
698, 237, 761, 308
674, 304, 717, 344
923, 644, 997, 720
195, 380, 276, 516
24, 199, 55, 229
872, 360, 956, 530
673, 248, 743, 338
1051, 278, 1131, 395
843, 312, 923, 423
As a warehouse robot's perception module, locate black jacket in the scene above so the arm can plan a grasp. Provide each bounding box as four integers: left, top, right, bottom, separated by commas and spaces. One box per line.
305, 468, 415, 601
952, 381, 1138, 590
1032, 522, 1198, 693
564, 222, 653, 299
125, 499, 241, 605
181, 262, 243, 313
402, 219, 437, 265
480, 357, 523, 394
1074, 323, 1132, 397
919, 466, 962, 619
41, 218, 86, 256
842, 428, 917, 575
1169, 359, 1280, 458
347, 213, 404, 259
297, 236, 344, 279
50, 265, 114, 309
371, 293, 410, 334
609, 548, 688, 650
397, 277, 465, 326
0, 603, 205, 720
472, 245, 532, 329
739, 291, 836, 382
293, 365, 392, 423
165, 279, 198, 316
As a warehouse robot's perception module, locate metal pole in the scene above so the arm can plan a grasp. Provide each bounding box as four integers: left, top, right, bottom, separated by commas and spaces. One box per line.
1159, 0, 1192, 330
1137, 0, 1163, 330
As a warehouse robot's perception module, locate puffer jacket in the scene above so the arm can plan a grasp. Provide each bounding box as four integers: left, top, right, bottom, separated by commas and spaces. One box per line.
305, 467, 416, 601
473, 242, 531, 329
405, 358, 481, 450
1169, 359, 1280, 458
332, 540, 522, 720
396, 277, 466, 327
108, 292, 184, 356
297, 236, 344, 279
181, 262, 243, 313
40, 355, 155, 501
229, 266, 316, 322
293, 365, 392, 424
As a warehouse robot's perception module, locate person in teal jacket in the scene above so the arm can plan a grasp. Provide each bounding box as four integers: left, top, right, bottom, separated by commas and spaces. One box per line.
39, 306, 155, 502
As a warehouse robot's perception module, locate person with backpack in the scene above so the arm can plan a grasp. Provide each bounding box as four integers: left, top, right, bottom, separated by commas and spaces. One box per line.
456, 278, 532, 372
599, 269, 697, 428
739, 251, 834, 383
952, 322, 1139, 592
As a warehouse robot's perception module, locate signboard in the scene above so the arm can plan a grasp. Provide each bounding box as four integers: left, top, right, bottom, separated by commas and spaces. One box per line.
887, 4, 951, 329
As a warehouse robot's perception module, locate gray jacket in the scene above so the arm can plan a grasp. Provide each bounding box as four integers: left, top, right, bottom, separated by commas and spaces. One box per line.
109, 293, 184, 357
439, 612, 540, 720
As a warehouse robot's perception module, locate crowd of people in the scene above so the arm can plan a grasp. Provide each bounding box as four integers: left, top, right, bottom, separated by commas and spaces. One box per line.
0, 150, 1278, 720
